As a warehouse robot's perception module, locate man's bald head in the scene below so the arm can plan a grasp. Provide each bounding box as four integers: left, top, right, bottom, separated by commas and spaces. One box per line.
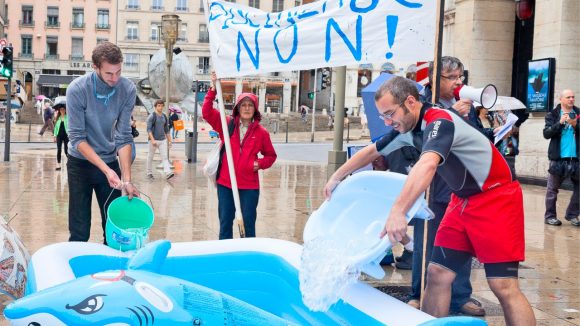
560, 89, 575, 110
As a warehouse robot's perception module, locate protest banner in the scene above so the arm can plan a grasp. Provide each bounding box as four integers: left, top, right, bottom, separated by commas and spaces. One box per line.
205, 0, 436, 78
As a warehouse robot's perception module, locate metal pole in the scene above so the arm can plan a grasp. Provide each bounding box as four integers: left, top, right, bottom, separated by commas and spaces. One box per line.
327, 66, 347, 177
285, 120, 289, 143
3, 77, 11, 161
165, 42, 173, 163
346, 120, 350, 143
310, 68, 317, 143
192, 80, 199, 163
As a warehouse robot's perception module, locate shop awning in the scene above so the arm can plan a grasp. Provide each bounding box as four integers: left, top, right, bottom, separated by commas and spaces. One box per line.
36, 75, 79, 88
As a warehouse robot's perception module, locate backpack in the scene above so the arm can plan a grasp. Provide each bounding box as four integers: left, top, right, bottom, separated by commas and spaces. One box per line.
150, 112, 169, 132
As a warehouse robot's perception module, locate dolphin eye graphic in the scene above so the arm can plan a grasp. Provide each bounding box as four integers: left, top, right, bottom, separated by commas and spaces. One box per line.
65, 294, 106, 315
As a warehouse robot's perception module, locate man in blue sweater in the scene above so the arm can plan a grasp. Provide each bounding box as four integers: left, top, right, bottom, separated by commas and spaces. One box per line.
66, 42, 139, 244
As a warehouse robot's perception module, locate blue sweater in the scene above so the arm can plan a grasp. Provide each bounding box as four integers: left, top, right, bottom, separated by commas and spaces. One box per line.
66, 72, 136, 163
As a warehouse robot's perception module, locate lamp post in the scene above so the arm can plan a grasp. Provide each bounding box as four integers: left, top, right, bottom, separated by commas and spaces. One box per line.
161, 14, 181, 163
161, 14, 181, 124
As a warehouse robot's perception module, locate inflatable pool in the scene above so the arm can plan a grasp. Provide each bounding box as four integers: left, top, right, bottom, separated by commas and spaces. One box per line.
6, 239, 436, 325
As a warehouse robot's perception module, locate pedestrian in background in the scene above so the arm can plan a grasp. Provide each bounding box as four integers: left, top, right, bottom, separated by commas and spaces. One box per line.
146, 100, 174, 180
543, 89, 579, 226
66, 41, 139, 244
203, 72, 277, 239
169, 109, 180, 139
52, 98, 68, 171
38, 102, 54, 136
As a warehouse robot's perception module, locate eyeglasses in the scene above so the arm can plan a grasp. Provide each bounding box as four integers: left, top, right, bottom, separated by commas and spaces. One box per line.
378, 102, 403, 121
441, 75, 465, 82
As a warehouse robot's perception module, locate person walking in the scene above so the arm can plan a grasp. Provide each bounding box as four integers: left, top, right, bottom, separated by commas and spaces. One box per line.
38, 102, 54, 136
52, 98, 68, 171
66, 41, 139, 244
203, 72, 277, 239
543, 89, 579, 226
169, 109, 180, 139
146, 100, 174, 180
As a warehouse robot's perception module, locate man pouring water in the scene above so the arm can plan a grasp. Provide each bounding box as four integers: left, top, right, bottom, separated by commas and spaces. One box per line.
323, 76, 535, 325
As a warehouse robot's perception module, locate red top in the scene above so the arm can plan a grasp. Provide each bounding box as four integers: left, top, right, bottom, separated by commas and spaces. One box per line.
202, 88, 277, 189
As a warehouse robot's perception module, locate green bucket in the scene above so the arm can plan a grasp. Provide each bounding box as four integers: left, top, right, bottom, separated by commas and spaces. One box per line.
105, 196, 154, 252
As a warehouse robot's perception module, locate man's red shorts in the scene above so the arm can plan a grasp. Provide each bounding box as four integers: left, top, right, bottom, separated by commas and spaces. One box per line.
434, 181, 525, 263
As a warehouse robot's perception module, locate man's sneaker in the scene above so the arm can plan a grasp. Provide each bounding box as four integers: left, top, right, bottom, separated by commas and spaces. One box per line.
567, 217, 580, 227
545, 217, 562, 226
165, 172, 175, 180
147, 173, 154, 179
395, 249, 413, 270
459, 298, 485, 317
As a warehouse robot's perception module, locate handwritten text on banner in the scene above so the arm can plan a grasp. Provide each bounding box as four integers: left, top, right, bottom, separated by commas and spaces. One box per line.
205, 0, 436, 78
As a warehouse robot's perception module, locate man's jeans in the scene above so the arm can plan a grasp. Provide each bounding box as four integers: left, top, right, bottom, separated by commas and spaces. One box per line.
545, 160, 579, 220
146, 140, 171, 174
217, 184, 259, 239
67, 155, 121, 243
411, 201, 473, 311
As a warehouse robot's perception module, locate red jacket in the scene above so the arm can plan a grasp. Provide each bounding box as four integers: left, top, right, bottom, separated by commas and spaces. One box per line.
202, 88, 277, 189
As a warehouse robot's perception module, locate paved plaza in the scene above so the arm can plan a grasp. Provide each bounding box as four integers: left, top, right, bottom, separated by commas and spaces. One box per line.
0, 132, 578, 325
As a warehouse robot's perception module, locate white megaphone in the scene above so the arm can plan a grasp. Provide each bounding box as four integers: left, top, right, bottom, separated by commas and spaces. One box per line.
453, 84, 498, 109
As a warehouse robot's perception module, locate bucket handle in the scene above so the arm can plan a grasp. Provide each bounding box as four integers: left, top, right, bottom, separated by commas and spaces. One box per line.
103, 185, 154, 221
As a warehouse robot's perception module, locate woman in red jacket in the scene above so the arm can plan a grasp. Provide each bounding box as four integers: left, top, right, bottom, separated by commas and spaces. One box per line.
203, 73, 277, 239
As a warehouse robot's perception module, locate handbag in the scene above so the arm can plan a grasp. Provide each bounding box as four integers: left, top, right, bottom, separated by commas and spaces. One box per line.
202, 119, 236, 186
131, 126, 139, 138
173, 120, 184, 131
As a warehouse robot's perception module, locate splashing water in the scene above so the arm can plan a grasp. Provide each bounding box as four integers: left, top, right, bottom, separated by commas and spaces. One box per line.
299, 236, 378, 312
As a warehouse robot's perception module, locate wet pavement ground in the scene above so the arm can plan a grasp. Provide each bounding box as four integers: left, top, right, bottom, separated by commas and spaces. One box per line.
0, 139, 578, 326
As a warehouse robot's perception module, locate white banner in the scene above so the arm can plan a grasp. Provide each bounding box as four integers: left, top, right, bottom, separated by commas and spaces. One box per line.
205, 0, 436, 78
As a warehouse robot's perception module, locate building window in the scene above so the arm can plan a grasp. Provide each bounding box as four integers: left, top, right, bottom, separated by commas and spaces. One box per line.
97, 9, 109, 29
72, 8, 84, 28
176, 0, 188, 11
198, 24, 209, 43
272, 0, 283, 12
42, 69, 61, 74
71, 38, 83, 60
198, 57, 210, 74
46, 6, 59, 27
67, 70, 86, 76
249, 0, 260, 8
21, 35, 33, 57
21, 5, 33, 26
151, 0, 164, 10
46, 36, 59, 59
127, 0, 140, 10
97, 38, 108, 44
124, 53, 138, 70
224, 0, 235, 2
199, 0, 204, 12
126, 22, 139, 40
150, 23, 160, 41
178, 23, 188, 42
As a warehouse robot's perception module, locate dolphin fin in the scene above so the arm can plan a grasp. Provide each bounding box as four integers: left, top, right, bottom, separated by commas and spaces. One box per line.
127, 240, 171, 273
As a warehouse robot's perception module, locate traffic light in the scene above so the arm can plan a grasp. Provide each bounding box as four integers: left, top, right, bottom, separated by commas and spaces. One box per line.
1, 46, 13, 78
320, 68, 331, 90
308, 92, 314, 99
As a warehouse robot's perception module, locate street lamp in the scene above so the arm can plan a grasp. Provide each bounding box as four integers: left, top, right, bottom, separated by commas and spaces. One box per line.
161, 14, 181, 117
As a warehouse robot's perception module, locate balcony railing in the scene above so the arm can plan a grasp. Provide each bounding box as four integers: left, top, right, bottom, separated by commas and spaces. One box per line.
2, 18, 8, 26
126, 4, 140, 10
199, 6, 204, 12
45, 53, 59, 60
150, 36, 159, 42
175, 6, 188, 12
71, 22, 85, 29
19, 20, 35, 27
69, 54, 84, 61
151, 6, 164, 10
18, 52, 33, 58
45, 21, 60, 28
95, 24, 110, 30
125, 35, 139, 41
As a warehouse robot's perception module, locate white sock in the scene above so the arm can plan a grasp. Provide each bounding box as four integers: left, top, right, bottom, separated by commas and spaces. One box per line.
404, 238, 414, 251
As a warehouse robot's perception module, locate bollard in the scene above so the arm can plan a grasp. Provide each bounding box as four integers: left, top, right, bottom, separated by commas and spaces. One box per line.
285, 120, 289, 143
346, 121, 350, 143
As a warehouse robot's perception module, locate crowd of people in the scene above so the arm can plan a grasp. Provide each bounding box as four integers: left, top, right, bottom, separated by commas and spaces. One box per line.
41, 40, 576, 325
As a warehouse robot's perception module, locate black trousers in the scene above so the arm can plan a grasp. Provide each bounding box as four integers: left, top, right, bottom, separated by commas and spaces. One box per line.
56, 135, 69, 163
67, 155, 121, 243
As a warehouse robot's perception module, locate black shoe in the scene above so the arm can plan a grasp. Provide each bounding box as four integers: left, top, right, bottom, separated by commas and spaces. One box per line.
567, 217, 580, 227
395, 249, 413, 270
545, 217, 562, 226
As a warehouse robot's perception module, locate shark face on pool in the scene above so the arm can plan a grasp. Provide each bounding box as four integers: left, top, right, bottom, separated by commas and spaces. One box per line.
4, 240, 293, 326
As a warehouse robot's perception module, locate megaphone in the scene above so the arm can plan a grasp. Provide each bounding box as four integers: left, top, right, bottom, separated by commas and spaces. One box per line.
453, 84, 498, 109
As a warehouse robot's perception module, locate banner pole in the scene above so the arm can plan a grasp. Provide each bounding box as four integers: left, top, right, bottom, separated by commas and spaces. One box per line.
420, 0, 445, 309
215, 81, 246, 238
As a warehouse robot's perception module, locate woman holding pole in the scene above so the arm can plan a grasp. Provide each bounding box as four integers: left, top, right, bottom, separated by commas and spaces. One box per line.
203, 72, 277, 239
